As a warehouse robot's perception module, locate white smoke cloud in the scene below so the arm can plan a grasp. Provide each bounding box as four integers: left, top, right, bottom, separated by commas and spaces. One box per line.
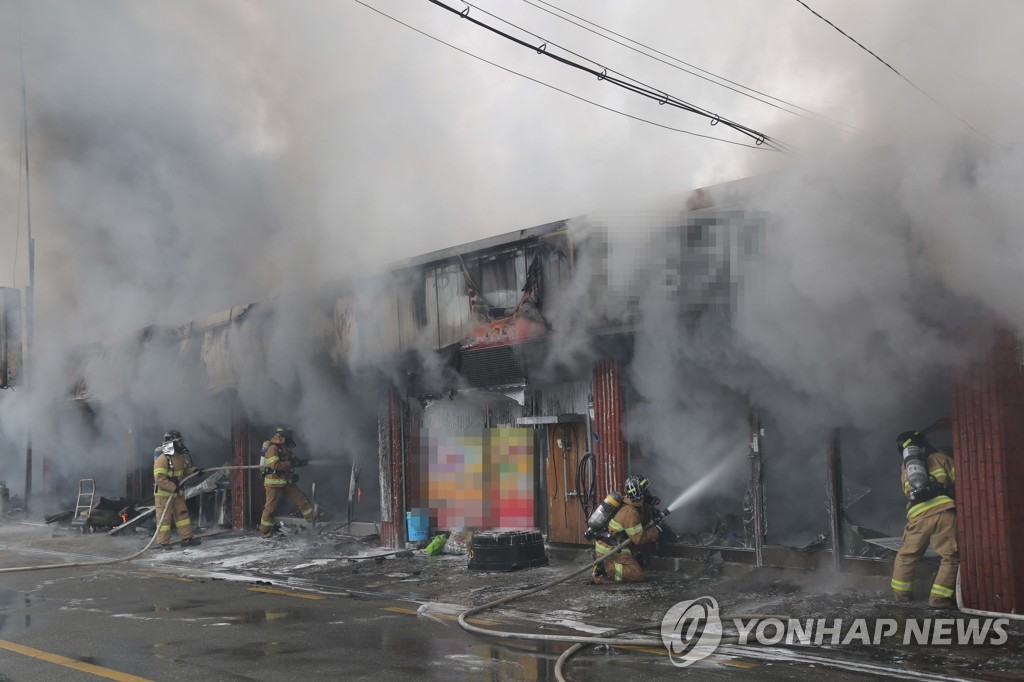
0, 0, 1020, 542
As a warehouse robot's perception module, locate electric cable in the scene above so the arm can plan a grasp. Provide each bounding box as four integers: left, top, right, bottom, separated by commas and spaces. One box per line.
352, 0, 774, 151
519, 0, 859, 134
428, 0, 790, 152
793, 0, 997, 146
0, 465, 262, 574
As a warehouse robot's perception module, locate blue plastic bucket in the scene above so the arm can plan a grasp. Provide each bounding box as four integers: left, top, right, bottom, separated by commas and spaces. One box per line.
406, 509, 429, 542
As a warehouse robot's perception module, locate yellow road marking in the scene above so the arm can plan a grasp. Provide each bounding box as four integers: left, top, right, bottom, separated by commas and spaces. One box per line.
247, 587, 325, 600
0, 639, 153, 681
717, 658, 760, 669
382, 605, 496, 625
133, 572, 193, 582
383, 606, 419, 615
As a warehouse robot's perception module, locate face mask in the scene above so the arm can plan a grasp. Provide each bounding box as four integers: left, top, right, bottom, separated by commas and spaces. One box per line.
162, 442, 175, 456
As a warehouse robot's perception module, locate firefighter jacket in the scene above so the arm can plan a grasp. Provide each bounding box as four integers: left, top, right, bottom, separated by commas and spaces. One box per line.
901, 451, 955, 520
263, 441, 297, 488
153, 451, 198, 498
595, 501, 659, 558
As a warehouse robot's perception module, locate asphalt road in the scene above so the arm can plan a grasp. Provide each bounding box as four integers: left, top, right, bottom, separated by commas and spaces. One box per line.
0, 528, 1011, 681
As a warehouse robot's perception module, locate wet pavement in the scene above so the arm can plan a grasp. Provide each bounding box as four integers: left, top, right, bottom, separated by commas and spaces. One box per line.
1, 520, 1023, 680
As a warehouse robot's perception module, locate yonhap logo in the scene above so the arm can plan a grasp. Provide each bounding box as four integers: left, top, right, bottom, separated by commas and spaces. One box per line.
660, 596, 723, 667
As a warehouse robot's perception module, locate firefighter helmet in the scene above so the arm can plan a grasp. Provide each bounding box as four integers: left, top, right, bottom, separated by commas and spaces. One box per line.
624, 475, 650, 501
163, 429, 183, 443
896, 430, 929, 453
273, 427, 295, 447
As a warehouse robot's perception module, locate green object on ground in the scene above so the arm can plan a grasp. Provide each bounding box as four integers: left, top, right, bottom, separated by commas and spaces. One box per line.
425, 534, 447, 556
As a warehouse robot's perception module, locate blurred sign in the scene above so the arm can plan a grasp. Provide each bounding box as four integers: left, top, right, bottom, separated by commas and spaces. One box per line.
0, 287, 22, 389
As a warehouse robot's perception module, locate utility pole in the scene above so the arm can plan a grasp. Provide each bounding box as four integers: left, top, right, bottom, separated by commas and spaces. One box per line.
747, 406, 766, 567
20, 28, 34, 513
826, 429, 845, 571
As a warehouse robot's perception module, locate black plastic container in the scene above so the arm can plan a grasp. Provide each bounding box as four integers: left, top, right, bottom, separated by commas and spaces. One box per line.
468, 529, 549, 571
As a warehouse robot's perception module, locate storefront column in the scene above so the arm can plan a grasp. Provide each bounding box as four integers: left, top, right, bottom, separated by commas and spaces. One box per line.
592, 359, 628, 497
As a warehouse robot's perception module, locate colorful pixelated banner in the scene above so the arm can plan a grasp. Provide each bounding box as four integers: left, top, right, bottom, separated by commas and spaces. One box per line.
415, 428, 533, 530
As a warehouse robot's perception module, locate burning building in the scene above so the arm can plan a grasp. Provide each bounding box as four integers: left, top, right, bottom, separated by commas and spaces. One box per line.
22, 162, 1024, 617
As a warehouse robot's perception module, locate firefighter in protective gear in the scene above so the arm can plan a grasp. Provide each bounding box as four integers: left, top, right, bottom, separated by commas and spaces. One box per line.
153, 430, 203, 549
259, 428, 313, 538
592, 475, 662, 584
890, 430, 958, 608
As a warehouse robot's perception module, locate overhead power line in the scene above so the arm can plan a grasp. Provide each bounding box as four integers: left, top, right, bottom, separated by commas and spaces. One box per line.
426, 0, 790, 152
526, 0, 859, 134
793, 0, 997, 145
352, 0, 774, 151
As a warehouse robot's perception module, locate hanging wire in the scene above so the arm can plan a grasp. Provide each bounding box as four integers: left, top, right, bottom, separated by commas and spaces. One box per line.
793, 0, 998, 146
429, 0, 790, 152
523, 0, 859, 134
353, 0, 776, 151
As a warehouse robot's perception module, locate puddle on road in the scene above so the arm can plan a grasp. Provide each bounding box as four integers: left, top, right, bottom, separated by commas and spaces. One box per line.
206, 609, 300, 625
150, 599, 212, 613
0, 587, 34, 633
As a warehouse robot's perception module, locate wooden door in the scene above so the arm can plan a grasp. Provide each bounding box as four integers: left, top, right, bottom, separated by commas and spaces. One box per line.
545, 422, 589, 545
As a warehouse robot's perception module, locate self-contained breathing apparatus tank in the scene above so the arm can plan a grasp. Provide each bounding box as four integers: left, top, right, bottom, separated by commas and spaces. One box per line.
903, 445, 930, 495
898, 431, 947, 503
584, 490, 623, 540
259, 440, 272, 477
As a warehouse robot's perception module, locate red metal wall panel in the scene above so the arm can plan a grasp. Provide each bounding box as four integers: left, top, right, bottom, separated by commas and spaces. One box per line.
592, 359, 628, 496
952, 329, 1024, 614
380, 389, 404, 548
231, 411, 256, 531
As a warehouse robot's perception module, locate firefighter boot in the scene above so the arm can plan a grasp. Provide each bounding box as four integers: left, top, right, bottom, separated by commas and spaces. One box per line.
929, 596, 955, 609
181, 537, 201, 548
158, 543, 175, 551
892, 590, 912, 604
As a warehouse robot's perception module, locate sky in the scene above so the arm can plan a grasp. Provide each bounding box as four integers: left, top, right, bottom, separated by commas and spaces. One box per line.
2, 0, 1019, 339
1, 1, 1023, 537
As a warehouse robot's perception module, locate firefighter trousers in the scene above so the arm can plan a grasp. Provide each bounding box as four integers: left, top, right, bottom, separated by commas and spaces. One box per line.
602, 554, 646, 583
260, 484, 313, 535
154, 493, 193, 545
891, 508, 958, 604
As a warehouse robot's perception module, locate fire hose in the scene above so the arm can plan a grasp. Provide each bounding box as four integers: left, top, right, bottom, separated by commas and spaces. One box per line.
0, 465, 262, 574
455, 516, 747, 681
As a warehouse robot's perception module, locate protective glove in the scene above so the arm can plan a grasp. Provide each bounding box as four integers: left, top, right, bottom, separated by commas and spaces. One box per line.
289, 473, 300, 484
291, 457, 308, 468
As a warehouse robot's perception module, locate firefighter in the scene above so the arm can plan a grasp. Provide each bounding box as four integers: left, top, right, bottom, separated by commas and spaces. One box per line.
259, 427, 313, 539
592, 474, 663, 584
890, 430, 958, 608
153, 430, 203, 549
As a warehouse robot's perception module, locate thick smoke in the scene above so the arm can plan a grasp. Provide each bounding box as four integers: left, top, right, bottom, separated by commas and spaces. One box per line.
0, 0, 1021, 543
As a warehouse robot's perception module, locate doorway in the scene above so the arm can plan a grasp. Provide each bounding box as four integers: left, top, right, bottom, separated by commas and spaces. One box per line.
545, 421, 589, 545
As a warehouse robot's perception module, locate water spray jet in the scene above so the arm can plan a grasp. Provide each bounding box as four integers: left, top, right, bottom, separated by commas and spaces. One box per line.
666, 456, 736, 513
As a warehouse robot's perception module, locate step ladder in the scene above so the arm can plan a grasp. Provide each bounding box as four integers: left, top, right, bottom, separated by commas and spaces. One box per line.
70, 478, 96, 530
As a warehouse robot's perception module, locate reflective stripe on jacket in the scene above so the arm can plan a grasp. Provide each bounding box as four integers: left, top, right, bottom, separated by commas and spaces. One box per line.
263, 442, 293, 488
605, 502, 659, 546
902, 451, 955, 520
153, 452, 195, 498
